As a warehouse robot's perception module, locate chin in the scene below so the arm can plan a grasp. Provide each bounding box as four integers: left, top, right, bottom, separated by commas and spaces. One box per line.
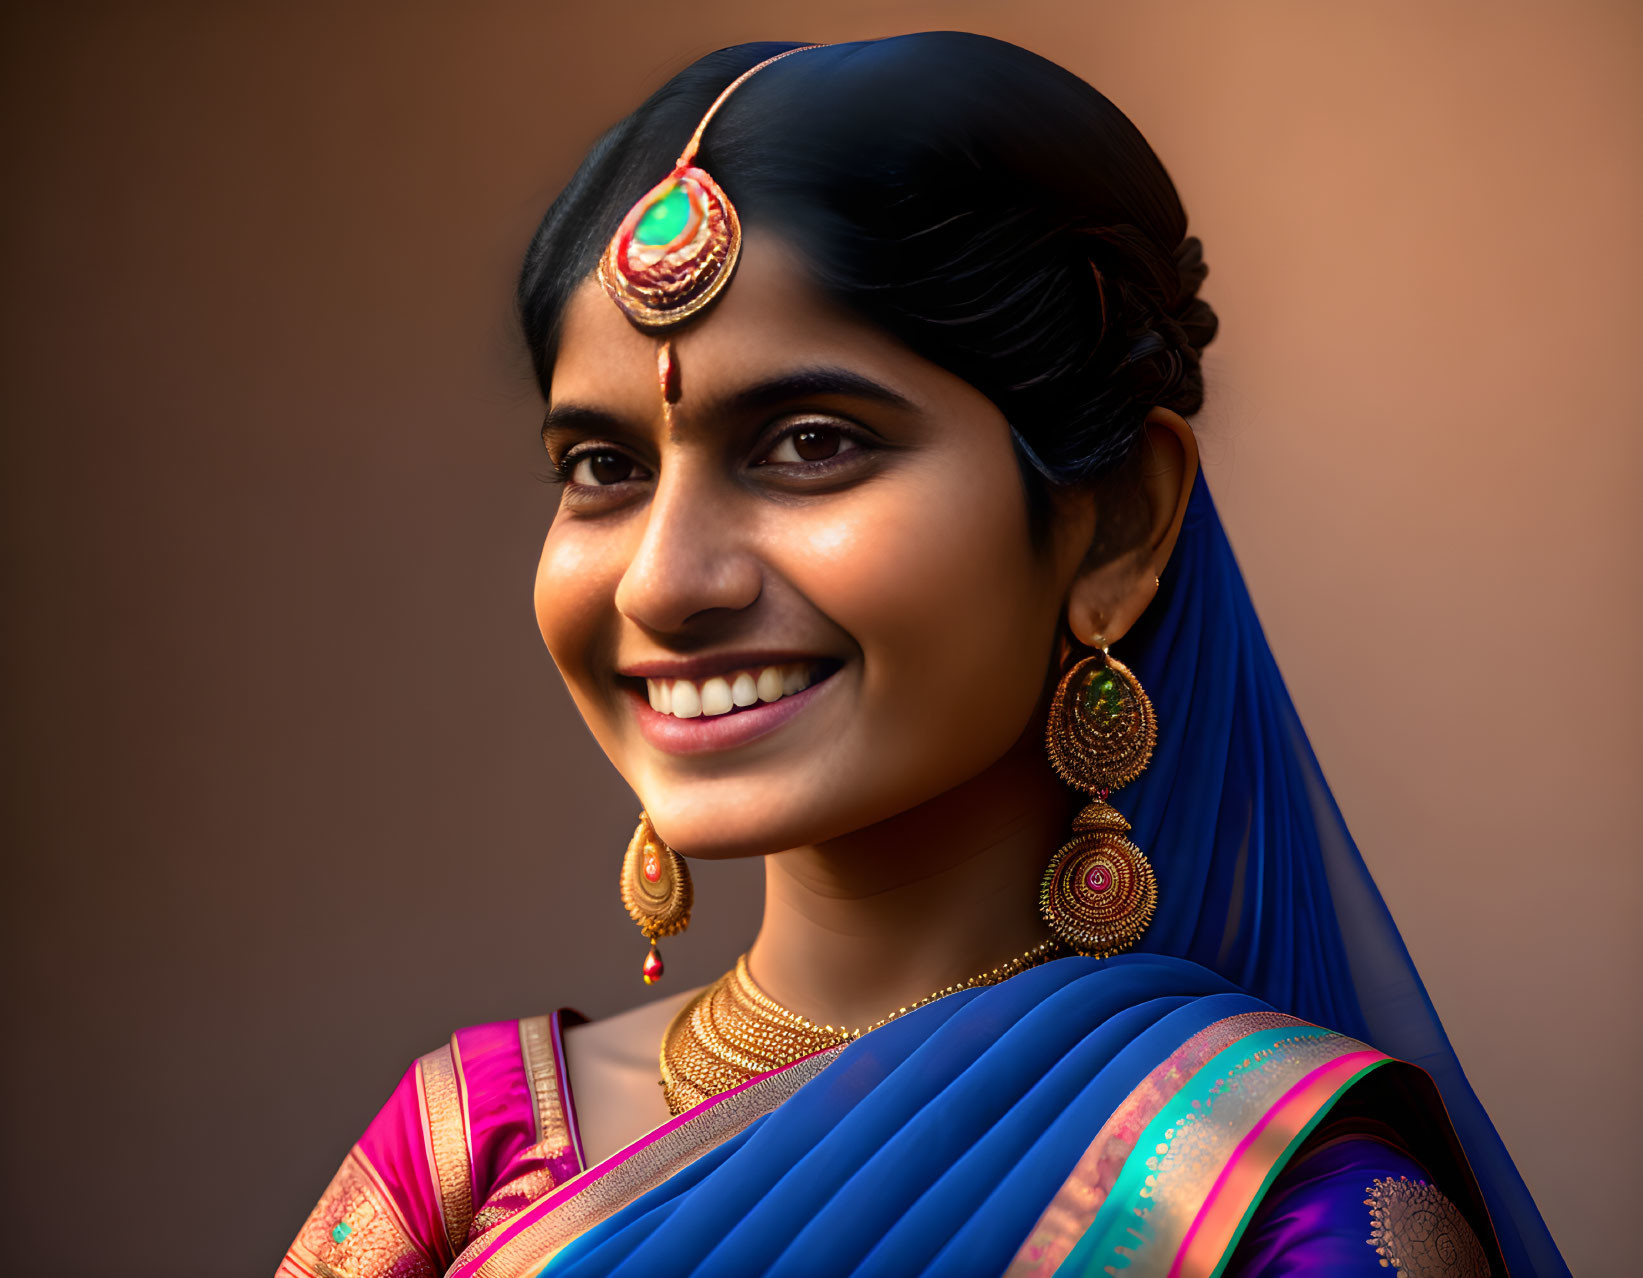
634, 763, 940, 861
640, 791, 822, 861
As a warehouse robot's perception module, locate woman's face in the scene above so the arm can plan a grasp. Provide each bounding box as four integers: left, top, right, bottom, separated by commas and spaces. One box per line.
536, 232, 1091, 858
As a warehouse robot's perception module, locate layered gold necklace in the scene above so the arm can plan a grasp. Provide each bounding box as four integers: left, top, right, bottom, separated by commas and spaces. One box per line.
659, 938, 1063, 1116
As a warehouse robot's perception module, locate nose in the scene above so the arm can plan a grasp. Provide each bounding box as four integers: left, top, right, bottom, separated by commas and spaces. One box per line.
613, 460, 762, 633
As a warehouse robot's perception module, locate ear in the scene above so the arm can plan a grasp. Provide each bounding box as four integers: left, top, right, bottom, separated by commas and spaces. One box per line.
1065, 407, 1199, 648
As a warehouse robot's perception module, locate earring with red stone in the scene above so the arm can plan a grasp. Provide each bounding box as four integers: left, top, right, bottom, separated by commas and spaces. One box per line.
1039, 636, 1159, 957
620, 812, 693, 984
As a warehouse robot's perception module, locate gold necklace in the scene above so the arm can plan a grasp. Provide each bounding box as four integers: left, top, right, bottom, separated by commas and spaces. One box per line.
659, 938, 1063, 1116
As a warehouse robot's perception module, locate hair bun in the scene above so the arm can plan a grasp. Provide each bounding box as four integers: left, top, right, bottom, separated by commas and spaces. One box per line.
1170, 235, 1219, 355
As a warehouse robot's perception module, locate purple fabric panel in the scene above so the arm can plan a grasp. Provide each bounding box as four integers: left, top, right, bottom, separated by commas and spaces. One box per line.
455, 1020, 538, 1200
1222, 1135, 1432, 1277
354, 1060, 446, 1255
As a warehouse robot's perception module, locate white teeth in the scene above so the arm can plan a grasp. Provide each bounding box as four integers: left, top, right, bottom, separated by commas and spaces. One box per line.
647, 662, 824, 719
670, 681, 702, 718
700, 677, 734, 716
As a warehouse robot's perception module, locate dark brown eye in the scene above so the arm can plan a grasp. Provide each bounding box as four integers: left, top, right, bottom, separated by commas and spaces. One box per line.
766, 426, 855, 466
571, 450, 635, 485
792, 428, 840, 461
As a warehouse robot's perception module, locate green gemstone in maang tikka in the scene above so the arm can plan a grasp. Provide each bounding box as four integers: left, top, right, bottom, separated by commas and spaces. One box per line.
633, 182, 692, 247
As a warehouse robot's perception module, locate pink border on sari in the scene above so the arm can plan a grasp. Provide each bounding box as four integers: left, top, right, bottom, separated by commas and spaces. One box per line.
1167, 1049, 1384, 1278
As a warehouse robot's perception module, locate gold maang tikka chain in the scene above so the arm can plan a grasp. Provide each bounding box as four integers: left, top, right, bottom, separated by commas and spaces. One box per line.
659, 938, 1063, 1116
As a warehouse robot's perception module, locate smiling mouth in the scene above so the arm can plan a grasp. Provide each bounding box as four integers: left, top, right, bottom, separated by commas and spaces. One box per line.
638, 660, 839, 719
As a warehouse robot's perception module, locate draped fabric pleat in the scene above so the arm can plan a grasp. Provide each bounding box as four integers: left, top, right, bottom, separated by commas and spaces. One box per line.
547, 959, 1256, 1277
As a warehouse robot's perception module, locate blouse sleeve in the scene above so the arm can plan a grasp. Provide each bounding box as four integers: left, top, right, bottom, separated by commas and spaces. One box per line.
277, 1018, 560, 1278
1221, 1133, 1494, 1277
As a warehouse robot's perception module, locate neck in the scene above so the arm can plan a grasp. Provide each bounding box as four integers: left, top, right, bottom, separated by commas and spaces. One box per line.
746, 732, 1074, 1032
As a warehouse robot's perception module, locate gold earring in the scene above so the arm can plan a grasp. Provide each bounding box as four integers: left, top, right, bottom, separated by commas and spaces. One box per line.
1039, 638, 1159, 957
620, 812, 693, 984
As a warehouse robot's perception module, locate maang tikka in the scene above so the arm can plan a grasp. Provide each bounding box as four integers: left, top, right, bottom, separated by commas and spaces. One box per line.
597, 44, 824, 335
1040, 634, 1159, 957
602, 47, 823, 985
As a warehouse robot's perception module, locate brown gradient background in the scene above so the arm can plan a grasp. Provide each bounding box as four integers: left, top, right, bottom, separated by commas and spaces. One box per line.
2, 2, 1636, 1273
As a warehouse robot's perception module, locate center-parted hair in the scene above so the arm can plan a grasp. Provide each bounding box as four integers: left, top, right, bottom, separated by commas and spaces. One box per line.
518, 32, 1217, 539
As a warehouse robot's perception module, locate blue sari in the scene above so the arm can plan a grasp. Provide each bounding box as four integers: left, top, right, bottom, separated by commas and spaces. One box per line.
446, 957, 1507, 1276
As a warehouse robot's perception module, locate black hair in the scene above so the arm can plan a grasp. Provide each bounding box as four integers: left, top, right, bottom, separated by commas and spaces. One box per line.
517, 32, 1217, 548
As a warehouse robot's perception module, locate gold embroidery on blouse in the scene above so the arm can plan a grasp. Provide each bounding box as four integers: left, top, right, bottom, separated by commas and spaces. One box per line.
417, 1039, 476, 1257
1365, 1175, 1491, 1276
277, 1147, 438, 1278
519, 1013, 572, 1156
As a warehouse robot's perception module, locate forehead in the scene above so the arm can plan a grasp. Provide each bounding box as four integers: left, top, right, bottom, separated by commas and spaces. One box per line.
550, 231, 941, 419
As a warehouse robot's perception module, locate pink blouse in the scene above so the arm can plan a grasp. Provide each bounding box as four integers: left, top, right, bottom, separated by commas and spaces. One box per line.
278, 1013, 585, 1277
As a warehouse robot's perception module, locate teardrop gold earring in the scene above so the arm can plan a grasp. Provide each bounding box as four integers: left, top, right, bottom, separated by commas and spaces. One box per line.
1039, 636, 1159, 957
619, 812, 693, 984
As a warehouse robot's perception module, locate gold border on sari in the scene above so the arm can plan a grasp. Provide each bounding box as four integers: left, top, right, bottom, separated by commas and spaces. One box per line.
417, 1038, 477, 1258
1010, 1020, 1392, 1278
450, 1046, 844, 1278
1005, 1011, 1304, 1278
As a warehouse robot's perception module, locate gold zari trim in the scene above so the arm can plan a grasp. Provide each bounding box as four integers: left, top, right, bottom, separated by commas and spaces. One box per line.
518, 1014, 572, 1155
1366, 1175, 1492, 1276
417, 1039, 475, 1257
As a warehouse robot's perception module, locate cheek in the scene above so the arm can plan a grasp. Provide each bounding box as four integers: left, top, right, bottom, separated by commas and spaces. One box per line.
534, 522, 623, 693
777, 462, 1055, 758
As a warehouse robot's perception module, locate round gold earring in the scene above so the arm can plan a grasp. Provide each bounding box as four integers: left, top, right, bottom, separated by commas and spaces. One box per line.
1039, 638, 1159, 957
620, 812, 693, 984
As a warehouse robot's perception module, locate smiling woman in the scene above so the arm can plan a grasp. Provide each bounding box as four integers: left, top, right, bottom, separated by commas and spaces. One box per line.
278, 33, 1566, 1278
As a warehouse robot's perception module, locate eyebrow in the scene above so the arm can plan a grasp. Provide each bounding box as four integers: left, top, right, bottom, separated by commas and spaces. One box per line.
541, 365, 921, 442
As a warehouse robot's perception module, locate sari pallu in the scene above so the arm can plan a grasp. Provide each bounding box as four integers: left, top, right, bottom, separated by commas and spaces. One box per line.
294, 956, 1499, 1278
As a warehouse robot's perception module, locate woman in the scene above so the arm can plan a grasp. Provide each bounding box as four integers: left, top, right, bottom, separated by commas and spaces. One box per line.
279, 33, 1567, 1277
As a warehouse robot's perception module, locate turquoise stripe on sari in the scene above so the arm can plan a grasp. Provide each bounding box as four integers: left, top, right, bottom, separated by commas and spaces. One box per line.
1055, 1026, 1391, 1277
